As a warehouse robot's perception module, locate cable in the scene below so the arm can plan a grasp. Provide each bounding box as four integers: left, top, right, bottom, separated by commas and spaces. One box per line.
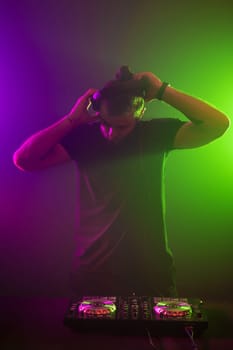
185, 326, 199, 350
145, 328, 163, 350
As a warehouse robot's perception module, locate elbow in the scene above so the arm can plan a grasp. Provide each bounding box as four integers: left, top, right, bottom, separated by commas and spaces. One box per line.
208, 113, 231, 139
13, 150, 34, 172
224, 114, 230, 130
217, 114, 230, 137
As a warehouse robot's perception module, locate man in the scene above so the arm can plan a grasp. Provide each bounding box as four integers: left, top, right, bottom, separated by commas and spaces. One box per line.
13, 67, 229, 297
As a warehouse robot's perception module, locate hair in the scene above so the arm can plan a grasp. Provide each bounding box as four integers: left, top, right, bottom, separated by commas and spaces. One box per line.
91, 66, 149, 118
101, 93, 145, 118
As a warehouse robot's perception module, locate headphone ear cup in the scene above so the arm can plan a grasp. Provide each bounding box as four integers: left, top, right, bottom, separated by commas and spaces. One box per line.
90, 91, 101, 111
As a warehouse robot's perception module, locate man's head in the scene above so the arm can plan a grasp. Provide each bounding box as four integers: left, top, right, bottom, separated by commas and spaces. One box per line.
98, 95, 146, 143
91, 66, 148, 142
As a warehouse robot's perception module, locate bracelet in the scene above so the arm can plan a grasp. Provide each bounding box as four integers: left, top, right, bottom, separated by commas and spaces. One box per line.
156, 82, 170, 100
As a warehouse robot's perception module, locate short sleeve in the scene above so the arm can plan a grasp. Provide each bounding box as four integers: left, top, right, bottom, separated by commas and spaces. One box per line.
60, 125, 86, 160
60, 123, 103, 164
140, 118, 186, 152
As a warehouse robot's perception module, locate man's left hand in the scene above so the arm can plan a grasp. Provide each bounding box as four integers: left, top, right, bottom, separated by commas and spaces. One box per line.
133, 71, 162, 102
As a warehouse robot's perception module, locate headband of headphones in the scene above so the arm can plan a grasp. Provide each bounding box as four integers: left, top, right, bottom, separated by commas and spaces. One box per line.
90, 66, 150, 111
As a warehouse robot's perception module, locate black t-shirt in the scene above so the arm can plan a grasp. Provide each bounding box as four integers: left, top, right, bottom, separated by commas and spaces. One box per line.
61, 118, 184, 281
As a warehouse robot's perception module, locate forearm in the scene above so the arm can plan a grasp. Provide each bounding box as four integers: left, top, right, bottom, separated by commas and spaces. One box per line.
13, 115, 74, 163
162, 85, 229, 130
13, 88, 98, 170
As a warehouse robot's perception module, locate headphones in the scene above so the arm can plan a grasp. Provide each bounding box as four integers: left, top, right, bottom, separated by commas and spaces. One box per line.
90, 66, 150, 112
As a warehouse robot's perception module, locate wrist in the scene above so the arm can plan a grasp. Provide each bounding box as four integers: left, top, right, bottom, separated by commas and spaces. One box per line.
156, 82, 170, 100
65, 114, 82, 128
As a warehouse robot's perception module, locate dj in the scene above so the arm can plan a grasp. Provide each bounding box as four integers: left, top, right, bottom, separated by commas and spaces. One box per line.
13, 66, 229, 297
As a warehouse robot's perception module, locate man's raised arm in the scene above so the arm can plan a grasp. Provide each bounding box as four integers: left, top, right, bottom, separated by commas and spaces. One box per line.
13, 88, 98, 171
134, 71, 230, 149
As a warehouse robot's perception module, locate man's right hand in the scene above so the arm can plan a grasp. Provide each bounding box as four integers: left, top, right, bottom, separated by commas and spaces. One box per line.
67, 88, 100, 127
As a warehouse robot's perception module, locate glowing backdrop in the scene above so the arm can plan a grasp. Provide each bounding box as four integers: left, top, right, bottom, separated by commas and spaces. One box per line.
0, 0, 232, 298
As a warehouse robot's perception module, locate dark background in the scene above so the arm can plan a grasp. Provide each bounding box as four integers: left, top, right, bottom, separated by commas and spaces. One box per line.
0, 0, 232, 299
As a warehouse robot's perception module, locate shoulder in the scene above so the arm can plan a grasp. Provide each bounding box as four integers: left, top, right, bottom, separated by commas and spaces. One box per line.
60, 122, 101, 160
137, 118, 186, 151
138, 118, 185, 131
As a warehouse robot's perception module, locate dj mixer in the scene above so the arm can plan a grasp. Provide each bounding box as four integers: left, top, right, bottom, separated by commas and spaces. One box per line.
64, 296, 208, 336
